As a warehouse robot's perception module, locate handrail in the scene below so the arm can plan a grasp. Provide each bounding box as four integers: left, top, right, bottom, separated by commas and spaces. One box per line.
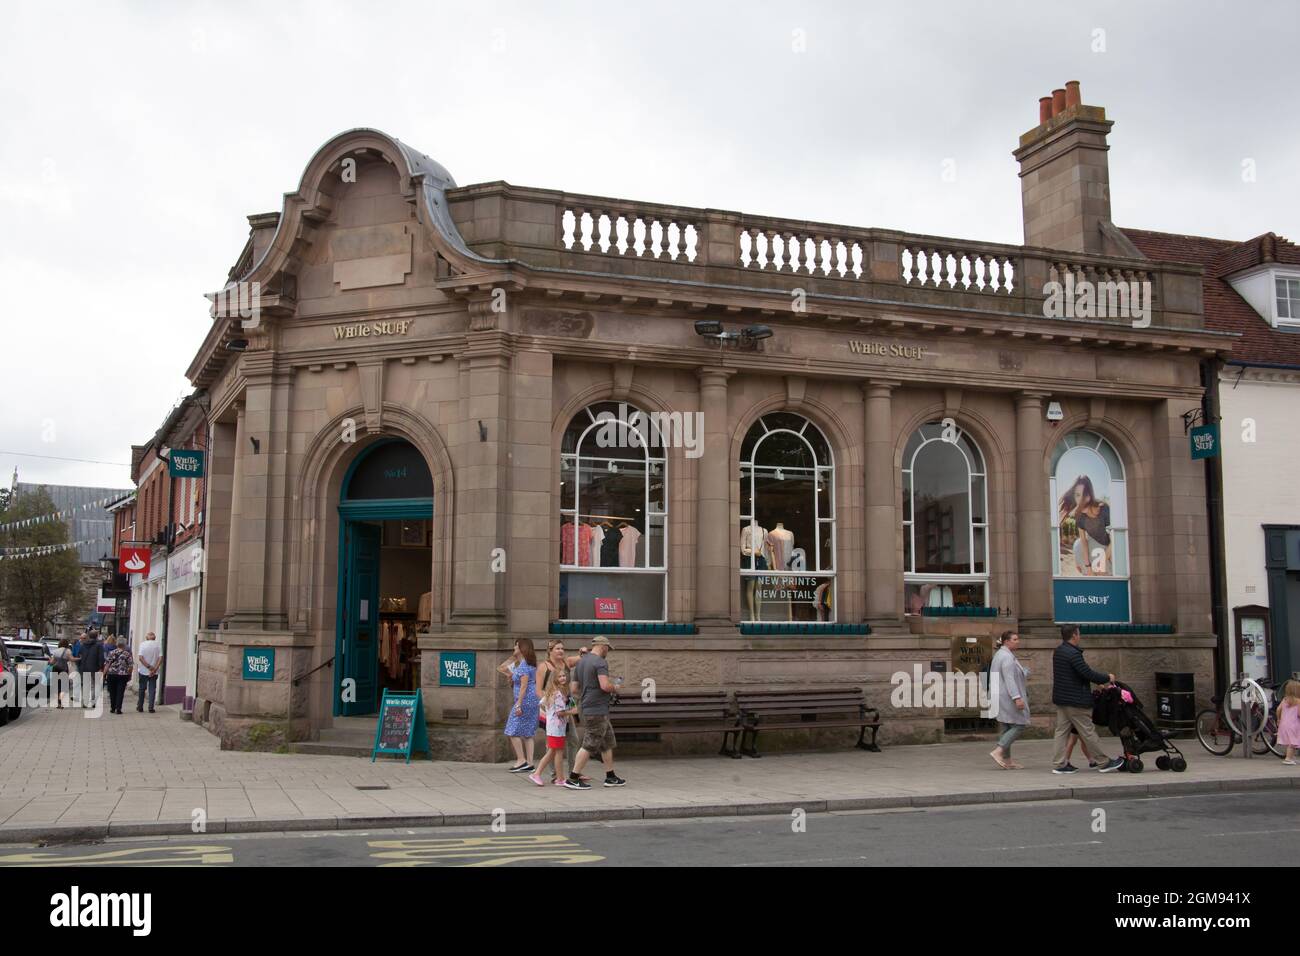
293, 655, 335, 686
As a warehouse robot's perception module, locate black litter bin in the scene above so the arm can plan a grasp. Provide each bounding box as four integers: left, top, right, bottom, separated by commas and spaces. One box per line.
1154, 672, 1196, 736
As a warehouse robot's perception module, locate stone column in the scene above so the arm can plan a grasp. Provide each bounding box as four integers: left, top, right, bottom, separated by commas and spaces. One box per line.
201, 418, 237, 626
222, 403, 246, 625
1015, 391, 1053, 624
863, 380, 901, 623
695, 368, 734, 627
449, 333, 512, 629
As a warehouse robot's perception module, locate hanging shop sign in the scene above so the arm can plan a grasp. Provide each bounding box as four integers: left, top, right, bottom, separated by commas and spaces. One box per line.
438, 652, 476, 687
371, 688, 430, 762
1052, 579, 1131, 624
119, 546, 151, 577
168, 449, 206, 478
1189, 424, 1219, 460
241, 647, 276, 681
594, 597, 624, 620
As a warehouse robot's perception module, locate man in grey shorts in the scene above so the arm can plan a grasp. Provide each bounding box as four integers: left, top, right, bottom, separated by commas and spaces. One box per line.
565, 636, 626, 789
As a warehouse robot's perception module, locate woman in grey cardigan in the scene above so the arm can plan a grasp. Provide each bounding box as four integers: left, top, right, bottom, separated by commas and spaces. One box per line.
990, 630, 1030, 769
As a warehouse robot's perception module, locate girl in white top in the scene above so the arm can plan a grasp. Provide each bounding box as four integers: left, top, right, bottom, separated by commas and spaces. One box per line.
529, 674, 576, 787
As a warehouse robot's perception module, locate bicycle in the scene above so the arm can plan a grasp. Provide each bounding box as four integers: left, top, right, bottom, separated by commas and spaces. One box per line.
1195, 677, 1284, 757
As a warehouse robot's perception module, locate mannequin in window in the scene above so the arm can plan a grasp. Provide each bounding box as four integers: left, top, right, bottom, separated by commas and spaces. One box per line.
765, 524, 795, 621
766, 524, 794, 570
740, 522, 770, 621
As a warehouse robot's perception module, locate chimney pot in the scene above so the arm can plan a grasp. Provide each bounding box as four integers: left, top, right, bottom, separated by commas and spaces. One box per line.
1051, 88, 1067, 116
1038, 96, 1053, 125
1065, 80, 1081, 108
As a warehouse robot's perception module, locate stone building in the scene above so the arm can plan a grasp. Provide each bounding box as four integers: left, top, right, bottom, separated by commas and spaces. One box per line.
185, 83, 1228, 758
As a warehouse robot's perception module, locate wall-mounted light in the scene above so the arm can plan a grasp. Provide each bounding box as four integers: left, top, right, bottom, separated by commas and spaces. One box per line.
249, 436, 260, 454
225, 338, 249, 352
478, 420, 488, 442
694, 320, 773, 349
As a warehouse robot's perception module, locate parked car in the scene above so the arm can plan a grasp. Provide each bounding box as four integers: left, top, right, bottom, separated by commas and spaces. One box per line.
3, 640, 50, 714
0, 642, 20, 724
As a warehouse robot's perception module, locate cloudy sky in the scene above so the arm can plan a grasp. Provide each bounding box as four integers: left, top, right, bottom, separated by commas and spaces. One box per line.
2, 0, 1297, 495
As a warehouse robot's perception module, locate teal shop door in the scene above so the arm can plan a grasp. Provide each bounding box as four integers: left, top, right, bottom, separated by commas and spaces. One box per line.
341, 521, 382, 716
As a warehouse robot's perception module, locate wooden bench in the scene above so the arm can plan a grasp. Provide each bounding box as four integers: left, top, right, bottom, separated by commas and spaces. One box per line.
735, 686, 881, 758
607, 690, 744, 758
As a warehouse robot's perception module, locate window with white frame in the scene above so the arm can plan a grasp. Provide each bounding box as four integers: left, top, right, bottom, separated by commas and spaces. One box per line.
738, 413, 836, 623
1276, 276, 1300, 325
903, 421, 989, 612
558, 402, 666, 621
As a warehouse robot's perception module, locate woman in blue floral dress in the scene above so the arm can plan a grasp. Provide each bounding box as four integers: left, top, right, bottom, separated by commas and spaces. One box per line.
498, 638, 539, 772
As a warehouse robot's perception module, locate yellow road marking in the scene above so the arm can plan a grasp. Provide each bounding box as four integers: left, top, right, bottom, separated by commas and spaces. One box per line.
368, 834, 603, 867
0, 845, 234, 867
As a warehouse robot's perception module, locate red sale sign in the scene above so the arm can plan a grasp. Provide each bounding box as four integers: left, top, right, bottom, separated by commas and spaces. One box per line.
119, 546, 151, 577
594, 598, 624, 620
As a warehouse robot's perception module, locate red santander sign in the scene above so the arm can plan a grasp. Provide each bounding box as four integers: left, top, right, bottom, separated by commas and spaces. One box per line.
119, 546, 151, 577
594, 597, 624, 620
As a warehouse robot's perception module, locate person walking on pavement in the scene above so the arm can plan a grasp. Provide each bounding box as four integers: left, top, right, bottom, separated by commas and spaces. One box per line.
136, 632, 162, 712
499, 638, 540, 773
989, 630, 1030, 769
1051, 624, 1124, 774
47, 638, 73, 709
76, 632, 106, 710
565, 636, 625, 790
68, 632, 84, 705
104, 636, 134, 715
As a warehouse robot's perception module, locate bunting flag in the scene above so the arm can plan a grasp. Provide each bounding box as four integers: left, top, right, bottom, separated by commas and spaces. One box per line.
0, 493, 129, 535
0, 535, 112, 561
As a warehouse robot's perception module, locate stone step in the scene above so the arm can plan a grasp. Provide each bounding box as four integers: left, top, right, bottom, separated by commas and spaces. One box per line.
288, 740, 430, 760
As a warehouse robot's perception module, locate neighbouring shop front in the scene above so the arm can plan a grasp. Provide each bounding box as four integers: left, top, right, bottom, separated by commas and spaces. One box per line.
185, 126, 1224, 759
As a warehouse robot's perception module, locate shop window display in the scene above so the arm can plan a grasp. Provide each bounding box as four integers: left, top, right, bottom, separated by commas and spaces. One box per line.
739, 413, 835, 622
902, 421, 989, 612
559, 402, 667, 621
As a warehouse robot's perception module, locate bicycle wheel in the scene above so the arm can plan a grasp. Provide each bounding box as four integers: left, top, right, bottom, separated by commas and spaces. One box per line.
1253, 716, 1285, 757
1222, 680, 1269, 738
1196, 708, 1235, 756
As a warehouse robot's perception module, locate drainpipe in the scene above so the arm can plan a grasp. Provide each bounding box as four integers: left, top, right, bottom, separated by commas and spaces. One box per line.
1201, 357, 1228, 698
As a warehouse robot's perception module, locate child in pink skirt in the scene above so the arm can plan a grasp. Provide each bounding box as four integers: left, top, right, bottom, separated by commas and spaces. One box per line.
1276, 679, 1300, 766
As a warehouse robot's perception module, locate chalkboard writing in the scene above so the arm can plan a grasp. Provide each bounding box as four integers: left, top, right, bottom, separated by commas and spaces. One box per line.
370, 689, 430, 763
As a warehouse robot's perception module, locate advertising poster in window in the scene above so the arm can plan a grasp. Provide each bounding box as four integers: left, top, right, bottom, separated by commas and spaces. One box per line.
1054, 446, 1121, 577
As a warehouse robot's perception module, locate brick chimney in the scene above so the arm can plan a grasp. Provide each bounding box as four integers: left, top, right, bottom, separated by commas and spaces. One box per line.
1013, 81, 1113, 254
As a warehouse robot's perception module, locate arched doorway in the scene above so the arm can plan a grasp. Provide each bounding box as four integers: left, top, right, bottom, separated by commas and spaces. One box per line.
334, 439, 434, 716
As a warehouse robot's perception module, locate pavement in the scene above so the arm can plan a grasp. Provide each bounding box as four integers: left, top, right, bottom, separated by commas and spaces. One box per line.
0, 700, 1295, 845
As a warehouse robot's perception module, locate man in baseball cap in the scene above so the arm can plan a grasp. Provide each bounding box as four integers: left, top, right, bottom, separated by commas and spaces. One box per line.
565, 636, 625, 789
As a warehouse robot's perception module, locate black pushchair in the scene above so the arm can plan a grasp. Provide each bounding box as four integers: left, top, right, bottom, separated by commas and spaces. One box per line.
1091, 681, 1187, 773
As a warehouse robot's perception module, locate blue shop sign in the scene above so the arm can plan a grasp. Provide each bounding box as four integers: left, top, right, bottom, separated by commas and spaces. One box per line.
439, 651, 476, 687
242, 647, 276, 681
1189, 424, 1219, 460
1053, 579, 1131, 624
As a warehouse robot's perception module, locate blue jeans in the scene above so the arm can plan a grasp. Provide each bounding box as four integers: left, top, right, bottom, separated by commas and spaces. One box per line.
997, 721, 1026, 755
137, 673, 158, 710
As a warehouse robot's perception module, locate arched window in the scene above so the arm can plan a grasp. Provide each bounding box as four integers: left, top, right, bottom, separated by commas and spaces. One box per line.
558, 402, 666, 621
903, 421, 988, 612
1051, 430, 1130, 622
739, 413, 835, 623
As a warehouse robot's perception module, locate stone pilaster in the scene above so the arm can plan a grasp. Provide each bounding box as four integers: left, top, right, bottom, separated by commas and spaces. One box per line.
695, 367, 734, 628
863, 379, 901, 624
1015, 391, 1053, 624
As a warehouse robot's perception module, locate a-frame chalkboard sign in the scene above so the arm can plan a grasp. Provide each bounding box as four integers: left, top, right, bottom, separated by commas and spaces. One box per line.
371, 688, 430, 762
